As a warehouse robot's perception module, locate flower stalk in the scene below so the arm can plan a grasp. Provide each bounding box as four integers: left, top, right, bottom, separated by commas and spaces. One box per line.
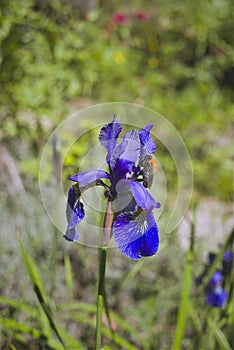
95, 247, 107, 350
96, 198, 113, 348
103, 200, 114, 246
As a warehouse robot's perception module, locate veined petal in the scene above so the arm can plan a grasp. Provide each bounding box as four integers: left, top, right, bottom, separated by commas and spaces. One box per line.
113, 211, 159, 260
64, 186, 85, 242
110, 130, 140, 172
67, 200, 84, 228
129, 180, 160, 210
139, 124, 156, 156
66, 186, 84, 225
69, 170, 110, 187
99, 115, 122, 161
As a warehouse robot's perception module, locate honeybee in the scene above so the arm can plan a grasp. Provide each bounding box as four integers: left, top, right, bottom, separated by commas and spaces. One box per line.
140, 155, 157, 189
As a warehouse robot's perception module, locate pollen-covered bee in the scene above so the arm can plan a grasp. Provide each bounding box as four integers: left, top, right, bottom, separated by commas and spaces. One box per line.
139, 155, 157, 189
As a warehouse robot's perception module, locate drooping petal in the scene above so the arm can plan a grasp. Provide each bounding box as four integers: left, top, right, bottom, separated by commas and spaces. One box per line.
99, 115, 122, 161
69, 170, 110, 187
112, 179, 160, 216
139, 124, 156, 157
206, 288, 227, 307
64, 227, 79, 242
113, 211, 159, 260
67, 200, 85, 228
64, 186, 85, 242
128, 180, 160, 210
66, 186, 78, 215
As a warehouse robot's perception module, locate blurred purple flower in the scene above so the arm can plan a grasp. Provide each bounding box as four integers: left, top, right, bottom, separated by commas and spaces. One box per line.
112, 12, 128, 25
205, 270, 227, 307
222, 249, 233, 275
223, 250, 231, 261
133, 11, 149, 21
209, 271, 223, 287
196, 246, 233, 308
64, 116, 160, 260
206, 287, 227, 308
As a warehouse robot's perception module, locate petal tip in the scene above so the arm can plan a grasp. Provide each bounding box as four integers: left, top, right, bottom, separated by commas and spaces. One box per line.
63, 227, 79, 242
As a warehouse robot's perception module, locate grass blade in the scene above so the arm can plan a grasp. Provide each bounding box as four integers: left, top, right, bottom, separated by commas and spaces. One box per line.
95, 247, 107, 350
172, 250, 194, 350
0, 317, 42, 338
208, 318, 232, 350
17, 233, 67, 349
69, 311, 138, 350
64, 253, 73, 297
0, 296, 38, 317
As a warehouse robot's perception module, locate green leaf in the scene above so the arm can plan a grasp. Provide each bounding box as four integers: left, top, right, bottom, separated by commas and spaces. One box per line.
59, 301, 148, 347
0, 296, 38, 317
64, 253, 73, 297
208, 318, 232, 350
0, 317, 41, 338
17, 233, 67, 349
172, 250, 194, 350
67, 311, 138, 350
17, 233, 45, 299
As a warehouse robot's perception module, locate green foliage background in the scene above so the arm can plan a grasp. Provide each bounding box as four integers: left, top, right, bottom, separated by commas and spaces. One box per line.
0, 0, 233, 349
0, 0, 233, 199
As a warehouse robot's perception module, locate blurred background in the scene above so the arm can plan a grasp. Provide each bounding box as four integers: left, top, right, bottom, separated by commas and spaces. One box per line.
0, 0, 233, 349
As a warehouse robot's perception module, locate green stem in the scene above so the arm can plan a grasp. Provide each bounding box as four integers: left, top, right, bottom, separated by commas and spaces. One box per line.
95, 247, 107, 350
172, 250, 193, 350
172, 217, 195, 350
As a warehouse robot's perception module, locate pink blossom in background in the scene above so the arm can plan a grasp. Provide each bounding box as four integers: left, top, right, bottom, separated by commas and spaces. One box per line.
112, 12, 128, 25
133, 11, 148, 21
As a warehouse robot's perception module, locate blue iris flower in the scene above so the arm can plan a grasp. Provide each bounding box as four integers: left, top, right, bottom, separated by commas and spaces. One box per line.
206, 271, 227, 308
64, 115, 161, 260
206, 287, 227, 308
197, 247, 232, 308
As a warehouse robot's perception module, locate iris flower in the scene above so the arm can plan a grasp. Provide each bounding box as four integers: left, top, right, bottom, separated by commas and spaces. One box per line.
64, 116, 160, 260
206, 271, 227, 307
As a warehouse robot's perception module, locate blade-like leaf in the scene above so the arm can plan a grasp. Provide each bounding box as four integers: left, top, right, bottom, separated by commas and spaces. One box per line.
64, 253, 73, 297
0, 317, 41, 338
0, 296, 38, 317
17, 233, 67, 349
208, 318, 232, 350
